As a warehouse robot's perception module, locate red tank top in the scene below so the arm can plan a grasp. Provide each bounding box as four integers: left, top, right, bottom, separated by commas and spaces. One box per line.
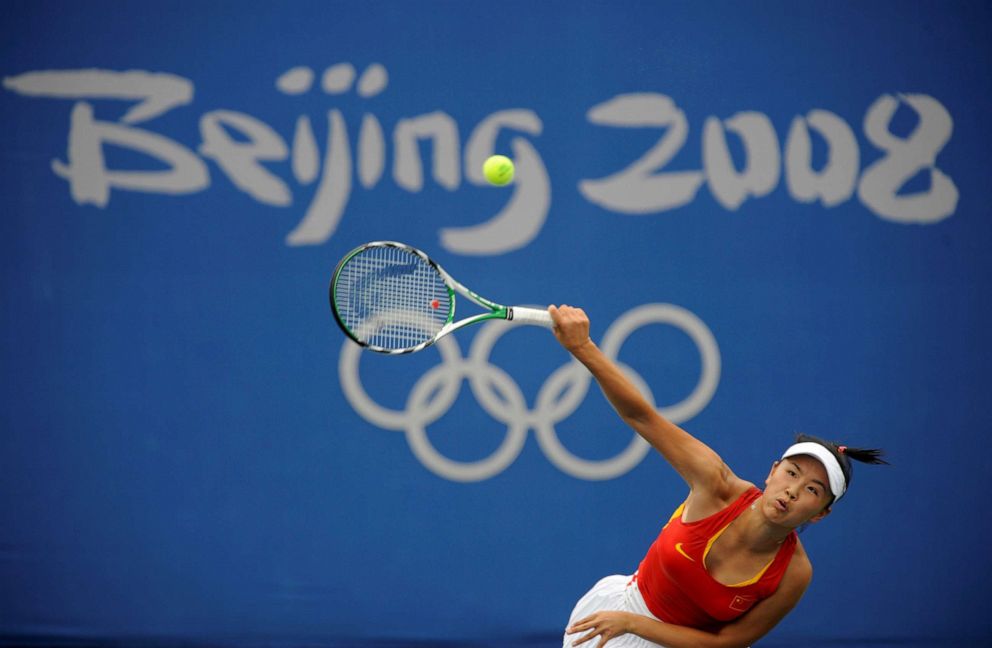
634, 486, 797, 631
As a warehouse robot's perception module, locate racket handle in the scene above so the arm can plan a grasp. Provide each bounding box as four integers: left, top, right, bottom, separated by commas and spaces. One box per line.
508, 306, 554, 328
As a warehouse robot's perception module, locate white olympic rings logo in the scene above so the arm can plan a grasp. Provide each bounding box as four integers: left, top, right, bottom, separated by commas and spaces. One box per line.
339, 304, 721, 482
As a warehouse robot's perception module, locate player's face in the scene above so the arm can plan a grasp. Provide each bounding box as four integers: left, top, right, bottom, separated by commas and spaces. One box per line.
761, 455, 833, 527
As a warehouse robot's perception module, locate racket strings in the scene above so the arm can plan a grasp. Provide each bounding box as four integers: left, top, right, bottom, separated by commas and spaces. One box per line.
335, 245, 451, 350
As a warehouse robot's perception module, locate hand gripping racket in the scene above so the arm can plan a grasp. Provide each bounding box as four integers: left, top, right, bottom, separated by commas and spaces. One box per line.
330, 241, 554, 354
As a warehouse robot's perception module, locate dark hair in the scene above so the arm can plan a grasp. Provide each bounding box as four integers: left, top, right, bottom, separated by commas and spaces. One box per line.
794, 433, 889, 505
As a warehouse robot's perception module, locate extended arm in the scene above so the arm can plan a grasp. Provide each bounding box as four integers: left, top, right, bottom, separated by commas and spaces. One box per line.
549, 305, 733, 493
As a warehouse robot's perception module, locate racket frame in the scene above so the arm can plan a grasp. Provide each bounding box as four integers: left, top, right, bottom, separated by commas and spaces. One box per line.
330, 241, 548, 354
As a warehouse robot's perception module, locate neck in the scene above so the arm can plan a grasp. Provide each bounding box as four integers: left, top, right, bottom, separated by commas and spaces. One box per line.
739, 500, 793, 552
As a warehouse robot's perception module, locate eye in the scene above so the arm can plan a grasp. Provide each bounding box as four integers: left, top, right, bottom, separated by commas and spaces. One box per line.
807, 487, 819, 496
787, 470, 797, 477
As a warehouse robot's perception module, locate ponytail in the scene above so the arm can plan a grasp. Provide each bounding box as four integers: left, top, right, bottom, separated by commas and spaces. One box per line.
794, 433, 889, 503
839, 444, 889, 466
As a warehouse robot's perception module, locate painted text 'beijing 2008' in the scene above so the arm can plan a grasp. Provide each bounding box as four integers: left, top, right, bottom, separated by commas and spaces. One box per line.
3, 66, 959, 256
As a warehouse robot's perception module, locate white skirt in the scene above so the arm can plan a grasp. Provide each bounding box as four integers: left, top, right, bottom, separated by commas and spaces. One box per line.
562, 574, 668, 648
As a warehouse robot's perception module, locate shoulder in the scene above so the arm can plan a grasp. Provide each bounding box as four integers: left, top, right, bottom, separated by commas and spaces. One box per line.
682, 476, 756, 522
714, 473, 758, 506
709, 457, 758, 503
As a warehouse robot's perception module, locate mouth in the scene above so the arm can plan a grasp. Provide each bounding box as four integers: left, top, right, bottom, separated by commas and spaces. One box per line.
775, 498, 788, 513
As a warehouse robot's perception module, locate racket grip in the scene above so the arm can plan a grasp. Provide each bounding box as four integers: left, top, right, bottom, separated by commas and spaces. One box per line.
508, 306, 554, 328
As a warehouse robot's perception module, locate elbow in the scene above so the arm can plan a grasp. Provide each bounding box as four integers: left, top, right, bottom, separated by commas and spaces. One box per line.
709, 626, 756, 648
706, 636, 745, 648
620, 411, 649, 429
619, 402, 660, 427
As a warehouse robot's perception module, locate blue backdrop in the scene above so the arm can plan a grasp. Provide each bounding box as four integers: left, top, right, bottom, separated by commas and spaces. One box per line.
2, 1, 991, 646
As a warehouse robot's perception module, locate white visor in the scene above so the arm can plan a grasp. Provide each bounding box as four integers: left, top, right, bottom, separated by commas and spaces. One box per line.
781, 442, 846, 502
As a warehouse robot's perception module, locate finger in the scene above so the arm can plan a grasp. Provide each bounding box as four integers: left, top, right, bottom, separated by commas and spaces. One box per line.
573, 629, 600, 646
568, 614, 596, 631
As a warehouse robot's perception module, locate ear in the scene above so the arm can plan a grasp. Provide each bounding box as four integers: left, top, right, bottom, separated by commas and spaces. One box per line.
765, 460, 780, 486
807, 506, 832, 524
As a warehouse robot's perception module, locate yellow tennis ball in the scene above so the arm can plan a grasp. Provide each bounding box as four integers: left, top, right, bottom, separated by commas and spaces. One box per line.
483, 155, 515, 186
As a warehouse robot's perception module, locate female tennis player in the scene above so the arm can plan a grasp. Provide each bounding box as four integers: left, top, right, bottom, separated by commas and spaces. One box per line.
548, 305, 887, 648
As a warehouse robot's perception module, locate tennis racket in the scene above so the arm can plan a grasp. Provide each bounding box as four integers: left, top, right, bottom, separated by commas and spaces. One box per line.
330, 241, 554, 354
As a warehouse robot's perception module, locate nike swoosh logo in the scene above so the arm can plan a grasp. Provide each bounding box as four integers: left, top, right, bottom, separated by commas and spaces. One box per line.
675, 542, 694, 562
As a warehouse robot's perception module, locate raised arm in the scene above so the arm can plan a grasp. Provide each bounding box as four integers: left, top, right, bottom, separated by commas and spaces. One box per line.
549, 305, 735, 495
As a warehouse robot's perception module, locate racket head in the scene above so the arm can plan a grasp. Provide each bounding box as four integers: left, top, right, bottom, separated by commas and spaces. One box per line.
330, 241, 455, 353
